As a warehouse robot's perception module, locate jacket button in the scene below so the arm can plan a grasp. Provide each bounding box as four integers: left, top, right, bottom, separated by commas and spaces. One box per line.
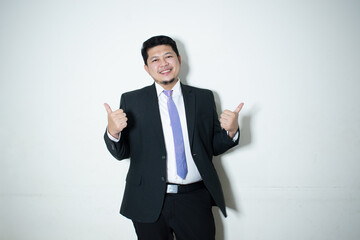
161, 177, 165, 181
162, 156, 166, 159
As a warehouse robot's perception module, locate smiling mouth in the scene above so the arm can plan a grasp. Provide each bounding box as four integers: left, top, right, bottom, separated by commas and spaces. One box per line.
159, 68, 172, 74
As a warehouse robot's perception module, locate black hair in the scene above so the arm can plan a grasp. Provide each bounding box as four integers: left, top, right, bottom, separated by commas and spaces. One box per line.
141, 35, 180, 65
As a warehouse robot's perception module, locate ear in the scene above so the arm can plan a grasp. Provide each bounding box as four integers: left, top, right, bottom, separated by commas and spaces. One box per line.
178, 55, 181, 64
144, 64, 149, 74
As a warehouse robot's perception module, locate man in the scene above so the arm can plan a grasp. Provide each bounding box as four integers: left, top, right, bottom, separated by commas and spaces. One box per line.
104, 35, 243, 240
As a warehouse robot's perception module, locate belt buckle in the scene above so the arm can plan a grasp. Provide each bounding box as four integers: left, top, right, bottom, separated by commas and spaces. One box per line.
167, 184, 178, 194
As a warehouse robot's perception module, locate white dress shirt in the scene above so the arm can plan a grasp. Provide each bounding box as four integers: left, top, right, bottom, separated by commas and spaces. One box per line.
155, 81, 202, 184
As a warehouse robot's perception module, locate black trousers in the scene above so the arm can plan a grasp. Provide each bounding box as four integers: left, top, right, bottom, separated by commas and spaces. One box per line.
132, 187, 216, 240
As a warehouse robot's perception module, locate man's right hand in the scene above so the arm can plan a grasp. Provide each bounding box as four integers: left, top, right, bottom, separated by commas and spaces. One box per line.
104, 103, 128, 139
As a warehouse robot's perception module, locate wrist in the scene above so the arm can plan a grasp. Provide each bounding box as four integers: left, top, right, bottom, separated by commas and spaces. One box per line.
227, 128, 238, 139
108, 128, 120, 139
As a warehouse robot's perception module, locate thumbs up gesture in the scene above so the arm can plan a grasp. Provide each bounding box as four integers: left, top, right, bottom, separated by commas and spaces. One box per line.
104, 103, 128, 139
220, 103, 244, 138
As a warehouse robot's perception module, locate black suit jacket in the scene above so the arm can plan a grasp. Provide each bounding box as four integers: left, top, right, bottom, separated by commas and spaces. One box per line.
104, 83, 239, 223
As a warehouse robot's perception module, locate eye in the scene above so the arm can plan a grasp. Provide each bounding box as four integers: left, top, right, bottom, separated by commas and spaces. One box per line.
152, 59, 158, 62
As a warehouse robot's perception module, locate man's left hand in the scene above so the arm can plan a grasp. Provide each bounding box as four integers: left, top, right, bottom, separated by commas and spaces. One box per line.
220, 103, 244, 138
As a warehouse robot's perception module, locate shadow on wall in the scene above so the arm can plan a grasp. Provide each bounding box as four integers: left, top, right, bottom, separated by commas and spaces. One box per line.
175, 38, 255, 240
213, 91, 255, 240
173, 38, 190, 85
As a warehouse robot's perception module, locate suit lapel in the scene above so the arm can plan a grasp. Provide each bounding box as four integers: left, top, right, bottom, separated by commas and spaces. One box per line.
145, 84, 166, 151
181, 83, 195, 149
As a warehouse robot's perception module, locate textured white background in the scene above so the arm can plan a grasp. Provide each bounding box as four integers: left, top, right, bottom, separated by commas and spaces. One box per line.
1, 0, 359, 239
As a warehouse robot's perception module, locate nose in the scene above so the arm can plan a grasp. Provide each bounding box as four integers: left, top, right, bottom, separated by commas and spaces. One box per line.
160, 57, 169, 67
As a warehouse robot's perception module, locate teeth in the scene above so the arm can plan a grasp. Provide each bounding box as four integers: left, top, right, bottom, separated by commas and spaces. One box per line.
161, 70, 171, 74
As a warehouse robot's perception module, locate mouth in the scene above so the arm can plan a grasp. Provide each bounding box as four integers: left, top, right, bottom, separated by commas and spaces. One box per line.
159, 68, 172, 74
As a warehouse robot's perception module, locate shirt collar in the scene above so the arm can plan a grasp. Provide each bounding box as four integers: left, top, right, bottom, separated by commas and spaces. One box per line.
155, 79, 182, 97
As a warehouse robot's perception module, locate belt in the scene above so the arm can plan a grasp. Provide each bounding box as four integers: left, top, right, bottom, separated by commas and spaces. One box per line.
166, 181, 204, 194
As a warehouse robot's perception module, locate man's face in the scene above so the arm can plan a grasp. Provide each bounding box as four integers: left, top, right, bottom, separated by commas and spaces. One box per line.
144, 44, 181, 90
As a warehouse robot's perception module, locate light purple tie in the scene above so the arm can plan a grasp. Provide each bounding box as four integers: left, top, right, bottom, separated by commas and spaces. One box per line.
163, 90, 188, 179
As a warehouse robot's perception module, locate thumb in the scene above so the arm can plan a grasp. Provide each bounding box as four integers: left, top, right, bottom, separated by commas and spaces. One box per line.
104, 103, 113, 114
233, 103, 244, 114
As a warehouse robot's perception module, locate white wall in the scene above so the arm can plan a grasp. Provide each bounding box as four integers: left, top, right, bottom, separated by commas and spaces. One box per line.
1, 0, 359, 239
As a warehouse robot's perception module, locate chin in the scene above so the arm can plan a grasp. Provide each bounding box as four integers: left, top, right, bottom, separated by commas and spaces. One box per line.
160, 78, 176, 85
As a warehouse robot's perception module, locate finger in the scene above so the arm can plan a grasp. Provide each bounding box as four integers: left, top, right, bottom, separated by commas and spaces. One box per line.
120, 117, 128, 124
112, 111, 127, 121
222, 110, 233, 115
219, 117, 229, 126
113, 109, 125, 115
233, 103, 244, 114
104, 103, 112, 114
221, 110, 234, 118
220, 122, 230, 130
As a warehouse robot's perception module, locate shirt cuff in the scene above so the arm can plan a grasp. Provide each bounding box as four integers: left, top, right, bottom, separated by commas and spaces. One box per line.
227, 130, 239, 142
107, 129, 121, 142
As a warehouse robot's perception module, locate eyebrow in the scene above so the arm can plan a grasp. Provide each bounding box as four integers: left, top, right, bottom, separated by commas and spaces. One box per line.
149, 52, 174, 60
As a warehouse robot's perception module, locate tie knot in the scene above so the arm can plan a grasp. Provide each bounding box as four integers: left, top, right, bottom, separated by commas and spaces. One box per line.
163, 90, 173, 98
